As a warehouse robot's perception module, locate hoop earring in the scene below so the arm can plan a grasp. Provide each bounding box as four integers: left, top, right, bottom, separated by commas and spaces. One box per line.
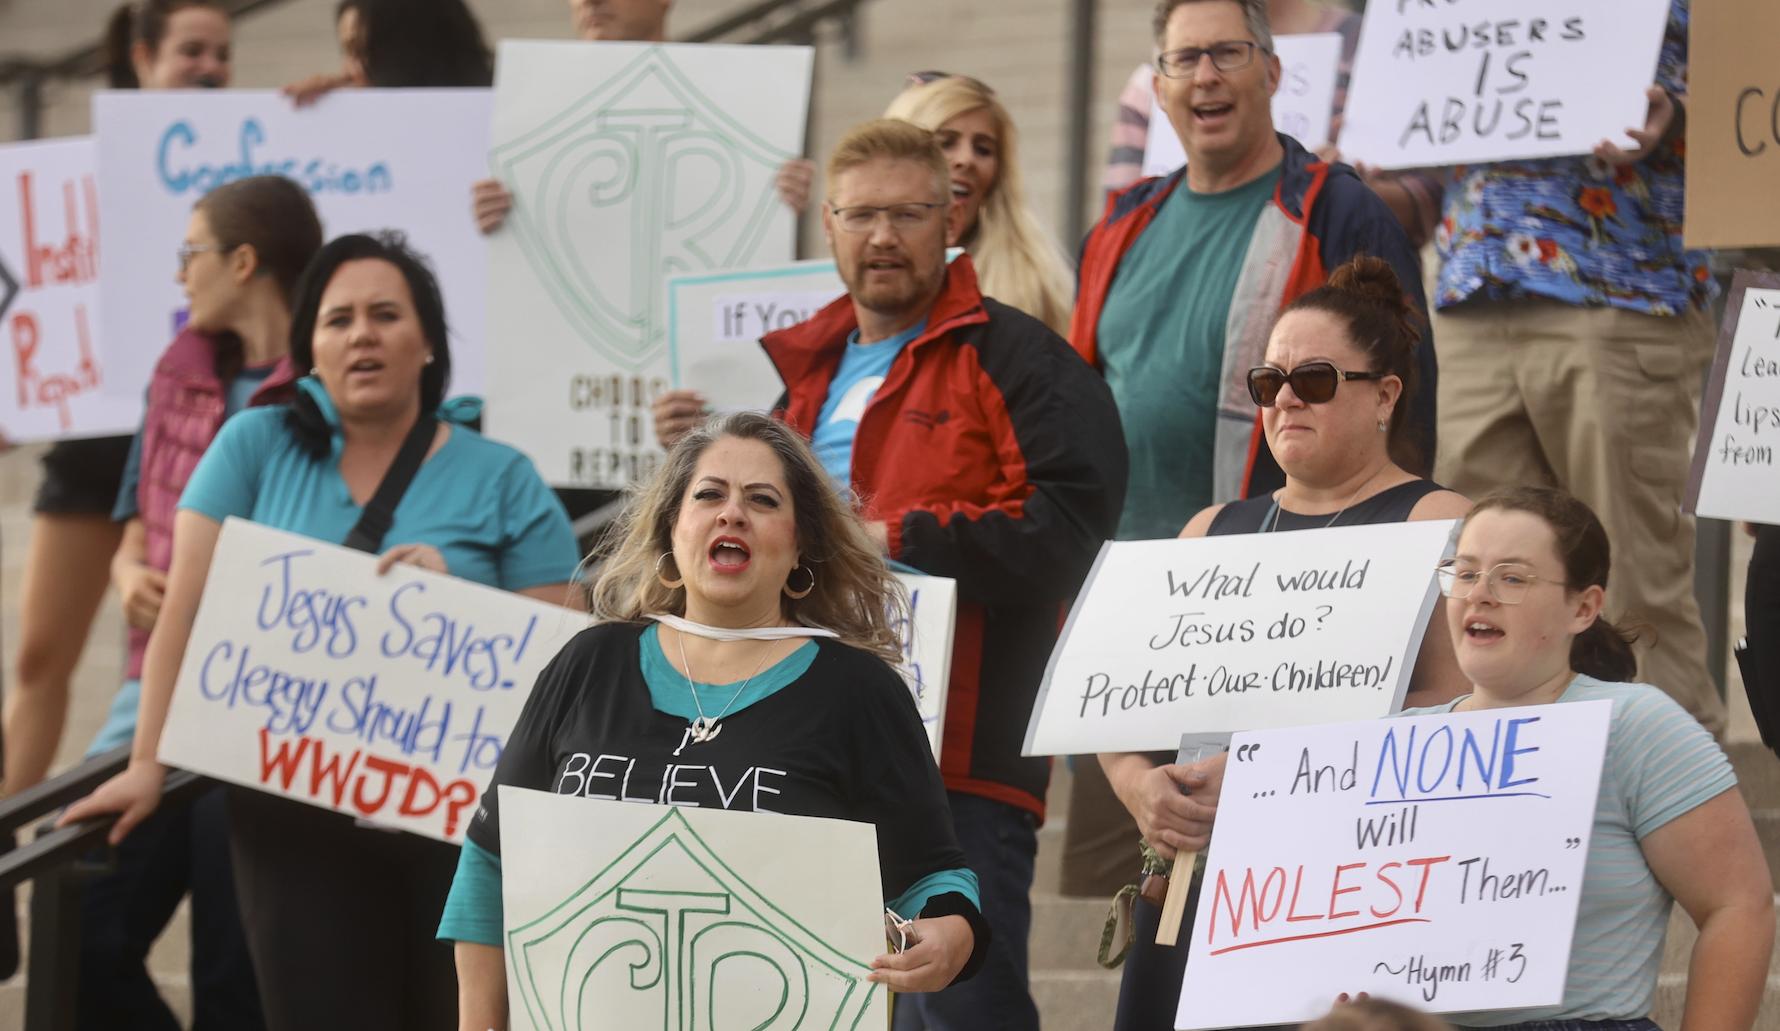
783, 564, 815, 600
656, 552, 684, 589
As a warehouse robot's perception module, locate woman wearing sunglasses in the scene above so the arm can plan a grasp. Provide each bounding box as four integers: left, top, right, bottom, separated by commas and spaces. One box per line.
1403, 486, 1771, 1031
1098, 255, 1471, 1031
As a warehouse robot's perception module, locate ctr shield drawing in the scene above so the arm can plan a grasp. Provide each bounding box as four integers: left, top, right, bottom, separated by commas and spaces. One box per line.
501, 791, 886, 1031
492, 47, 790, 370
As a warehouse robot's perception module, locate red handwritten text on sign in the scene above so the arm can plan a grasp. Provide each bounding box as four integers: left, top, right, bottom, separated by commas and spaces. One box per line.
256, 728, 479, 836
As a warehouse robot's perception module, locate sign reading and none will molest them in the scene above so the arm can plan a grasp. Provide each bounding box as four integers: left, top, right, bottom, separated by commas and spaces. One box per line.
1177, 701, 1611, 1029
158, 519, 587, 842
1022, 520, 1457, 757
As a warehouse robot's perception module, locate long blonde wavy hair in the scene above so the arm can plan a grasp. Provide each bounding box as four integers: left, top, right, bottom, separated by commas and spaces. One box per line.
586, 412, 907, 666
884, 76, 1075, 336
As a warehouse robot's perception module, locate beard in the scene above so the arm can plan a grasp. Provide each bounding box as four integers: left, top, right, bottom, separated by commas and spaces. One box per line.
841, 258, 944, 324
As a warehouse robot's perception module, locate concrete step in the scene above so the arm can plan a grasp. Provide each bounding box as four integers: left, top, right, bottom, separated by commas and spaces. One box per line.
1031, 967, 1123, 1031
1735, 740, 1780, 810
1031, 893, 1115, 971
1654, 973, 1780, 1031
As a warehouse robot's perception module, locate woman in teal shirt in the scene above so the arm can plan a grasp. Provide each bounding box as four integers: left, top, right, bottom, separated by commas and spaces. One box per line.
65, 233, 578, 1030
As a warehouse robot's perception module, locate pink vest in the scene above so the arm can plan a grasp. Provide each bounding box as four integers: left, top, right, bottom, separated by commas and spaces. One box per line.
128, 329, 298, 677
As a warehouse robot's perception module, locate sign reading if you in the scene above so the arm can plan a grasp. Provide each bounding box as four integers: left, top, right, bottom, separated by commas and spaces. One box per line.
1177, 701, 1610, 1028
159, 518, 587, 841
1023, 520, 1456, 756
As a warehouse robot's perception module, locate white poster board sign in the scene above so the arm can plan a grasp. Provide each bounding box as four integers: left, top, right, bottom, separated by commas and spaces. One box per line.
158, 518, 586, 841
94, 89, 493, 404
1141, 33, 1343, 177
1340, 0, 1670, 169
1023, 520, 1458, 757
500, 787, 888, 1030
665, 259, 844, 413
486, 41, 812, 488
1687, 271, 1780, 522
1177, 701, 1611, 1029
894, 571, 955, 760
0, 136, 137, 442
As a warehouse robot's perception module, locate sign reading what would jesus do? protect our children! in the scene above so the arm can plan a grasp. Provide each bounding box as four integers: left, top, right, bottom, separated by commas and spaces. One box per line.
1338, 0, 1671, 171
157, 518, 588, 842
0, 136, 138, 443
1022, 520, 1458, 757
1176, 701, 1611, 1030
1686, 271, 1780, 524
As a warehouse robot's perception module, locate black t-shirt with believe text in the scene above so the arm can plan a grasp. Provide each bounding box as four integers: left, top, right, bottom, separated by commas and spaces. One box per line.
469, 622, 972, 911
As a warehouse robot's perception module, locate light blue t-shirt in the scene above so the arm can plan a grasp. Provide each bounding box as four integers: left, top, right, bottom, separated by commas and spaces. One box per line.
179, 378, 577, 592
810, 319, 926, 487
1400, 675, 1736, 1025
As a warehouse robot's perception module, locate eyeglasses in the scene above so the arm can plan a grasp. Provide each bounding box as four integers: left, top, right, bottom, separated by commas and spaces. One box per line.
904, 70, 995, 95
176, 243, 225, 272
1157, 40, 1268, 77
1246, 360, 1385, 407
1434, 560, 1569, 605
828, 202, 947, 234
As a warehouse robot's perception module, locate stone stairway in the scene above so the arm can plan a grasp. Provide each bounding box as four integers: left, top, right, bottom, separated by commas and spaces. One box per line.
1024, 738, 1780, 1031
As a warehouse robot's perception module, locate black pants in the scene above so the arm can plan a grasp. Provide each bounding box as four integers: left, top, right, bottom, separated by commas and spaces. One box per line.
1747, 524, 1780, 748
226, 790, 459, 1031
77, 785, 263, 1030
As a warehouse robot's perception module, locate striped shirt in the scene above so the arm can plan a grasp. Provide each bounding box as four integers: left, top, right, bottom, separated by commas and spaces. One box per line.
1401, 675, 1735, 1025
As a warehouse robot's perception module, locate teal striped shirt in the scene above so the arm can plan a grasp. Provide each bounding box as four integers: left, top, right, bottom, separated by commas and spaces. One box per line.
1402, 675, 1736, 1025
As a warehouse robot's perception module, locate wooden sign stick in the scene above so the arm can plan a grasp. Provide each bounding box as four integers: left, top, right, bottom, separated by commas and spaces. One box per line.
1155, 732, 1230, 947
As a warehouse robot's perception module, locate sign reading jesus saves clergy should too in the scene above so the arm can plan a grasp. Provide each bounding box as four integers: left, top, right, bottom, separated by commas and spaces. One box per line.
158, 519, 588, 841
1023, 520, 1458, 757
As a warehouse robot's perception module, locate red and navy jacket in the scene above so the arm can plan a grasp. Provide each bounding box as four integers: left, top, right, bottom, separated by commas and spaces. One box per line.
1070, 133, 1437, 499
762, 255, 1127, 820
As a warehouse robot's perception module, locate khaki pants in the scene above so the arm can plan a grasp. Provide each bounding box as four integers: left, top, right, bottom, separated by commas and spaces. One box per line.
1433, 299, 1725, 735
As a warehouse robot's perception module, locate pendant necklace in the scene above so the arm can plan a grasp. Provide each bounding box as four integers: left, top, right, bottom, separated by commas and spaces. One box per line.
672, 629, 776, 756
1259, 467, 1385, 534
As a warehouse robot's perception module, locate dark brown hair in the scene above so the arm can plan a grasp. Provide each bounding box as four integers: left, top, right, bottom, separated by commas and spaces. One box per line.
1279, 255, 1422, 470
1466, 486, 1641, 683
336, 0, 493, 88
104, 0, 225, 89
195, 175, 324, 380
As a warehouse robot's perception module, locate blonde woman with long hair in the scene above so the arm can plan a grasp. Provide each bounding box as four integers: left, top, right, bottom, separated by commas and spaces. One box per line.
440, 411, 989, 1028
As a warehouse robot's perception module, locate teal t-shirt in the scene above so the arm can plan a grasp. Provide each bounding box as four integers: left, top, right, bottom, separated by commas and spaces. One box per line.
178, 379, 577, 592
1095, 166, 1281, 540
1401, 675, 1736, 1024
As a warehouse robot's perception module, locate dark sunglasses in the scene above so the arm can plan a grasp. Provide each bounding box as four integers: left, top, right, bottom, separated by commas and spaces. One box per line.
1246, 360, 1385, 407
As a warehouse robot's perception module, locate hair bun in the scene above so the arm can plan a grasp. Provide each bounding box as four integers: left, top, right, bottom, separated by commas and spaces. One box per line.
1325, 255, 1408, 319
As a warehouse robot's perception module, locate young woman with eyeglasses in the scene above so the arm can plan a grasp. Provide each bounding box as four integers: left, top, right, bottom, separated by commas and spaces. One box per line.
1096, 255, 1471, 1031
1400, 486, 1772, 1031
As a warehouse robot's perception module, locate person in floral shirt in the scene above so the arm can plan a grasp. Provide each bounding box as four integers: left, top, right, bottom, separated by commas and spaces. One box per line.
1432, 0, 1724, 735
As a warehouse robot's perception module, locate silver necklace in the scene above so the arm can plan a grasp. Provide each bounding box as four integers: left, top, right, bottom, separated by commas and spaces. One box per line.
1260, 468, 1386, 533
671, 629, 776, 756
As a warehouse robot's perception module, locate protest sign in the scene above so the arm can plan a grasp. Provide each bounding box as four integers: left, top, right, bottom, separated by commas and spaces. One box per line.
157, 518, 586, 842
1176, 701, 1611, 1029
665, 259, 843, 413
93, 89, 492, 405
485, 41, 812, 488
1686, 271, 1780, 522
893, 571, 955, 760
0, 136, 137, 442
1142, 32, 1344, 176
1684, 0, 1780, 248
1022, 520, 1457, 757
1340, 0, 1670, 170
500, 786, 887, 1030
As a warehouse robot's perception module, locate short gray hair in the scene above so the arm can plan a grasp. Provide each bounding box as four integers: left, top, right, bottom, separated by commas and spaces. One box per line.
1152, 0, 1274, 53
